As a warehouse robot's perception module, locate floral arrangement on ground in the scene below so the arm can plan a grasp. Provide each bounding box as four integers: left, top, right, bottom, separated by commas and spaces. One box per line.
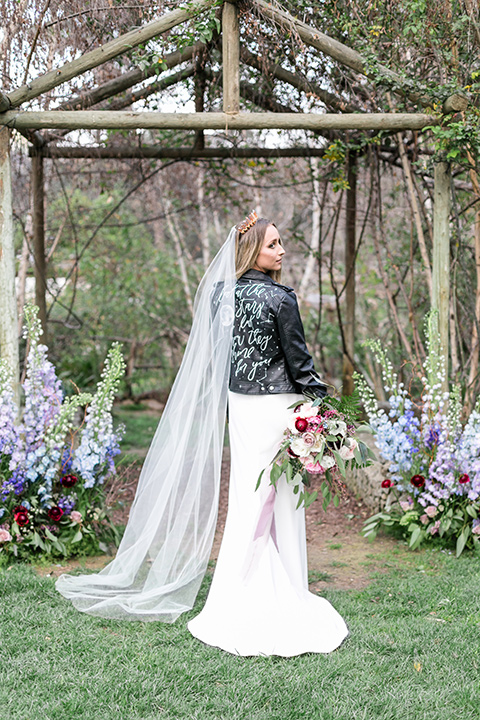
259, 391, 374, 509
356, 313, 480, 557
0, 304, 126, 563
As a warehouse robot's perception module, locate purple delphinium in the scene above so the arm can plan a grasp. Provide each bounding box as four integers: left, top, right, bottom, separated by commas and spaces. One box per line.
57, 495, 76, 515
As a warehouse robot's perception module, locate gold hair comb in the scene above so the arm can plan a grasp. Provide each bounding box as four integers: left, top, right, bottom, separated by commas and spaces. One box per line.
237, 210, 258, 234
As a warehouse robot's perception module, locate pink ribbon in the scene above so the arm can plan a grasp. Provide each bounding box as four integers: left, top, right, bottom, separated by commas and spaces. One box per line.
253, 485, 278, 550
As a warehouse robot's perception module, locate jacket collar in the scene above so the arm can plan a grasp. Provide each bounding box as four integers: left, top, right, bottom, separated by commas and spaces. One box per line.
239, 269, 273, 283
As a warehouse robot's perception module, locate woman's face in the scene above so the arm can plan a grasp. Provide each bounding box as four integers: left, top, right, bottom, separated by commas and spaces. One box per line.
253, 224, 285, 274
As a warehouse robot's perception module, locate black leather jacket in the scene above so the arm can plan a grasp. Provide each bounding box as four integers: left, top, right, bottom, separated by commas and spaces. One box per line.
229, 269, 326, 398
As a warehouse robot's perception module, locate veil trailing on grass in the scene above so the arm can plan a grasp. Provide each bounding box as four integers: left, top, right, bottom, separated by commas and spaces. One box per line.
56, 227, 237, 621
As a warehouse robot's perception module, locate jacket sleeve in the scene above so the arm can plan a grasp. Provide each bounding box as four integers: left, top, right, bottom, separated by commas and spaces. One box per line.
276, 290, 327, 399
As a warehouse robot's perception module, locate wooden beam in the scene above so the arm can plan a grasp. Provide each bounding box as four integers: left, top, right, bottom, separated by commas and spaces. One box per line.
0, 91, 10, 113
2, 110, 439, 131
32, 153, 48, 337
240, 47, 358, 114
55, 44, 201, 112
97, 66, 196, 112
222, 1, 240, 113
0, 128, 20, 394
31, 145, 329, 159
253, 0, 466, 111
5, 0, 213, 109
432, 161, 451, 389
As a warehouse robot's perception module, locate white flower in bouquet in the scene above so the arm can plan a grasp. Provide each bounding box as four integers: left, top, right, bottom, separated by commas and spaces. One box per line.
291, 437, 311, 457
338, 438, 358, 461
287, 403, 319, 433
326, 419, 348, 436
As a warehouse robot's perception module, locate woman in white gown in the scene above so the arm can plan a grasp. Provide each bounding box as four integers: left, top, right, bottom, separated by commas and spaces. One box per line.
56, 214, 347, 657
188, 215, 348, 656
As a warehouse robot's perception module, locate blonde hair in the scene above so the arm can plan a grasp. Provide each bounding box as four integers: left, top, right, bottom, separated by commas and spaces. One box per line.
235, 218, 282, 282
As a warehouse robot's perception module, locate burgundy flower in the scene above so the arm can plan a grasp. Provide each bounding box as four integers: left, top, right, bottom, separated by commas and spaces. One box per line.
61, 474, 78, 488
14, 511, 29, 527
295, 418, 308, 433
459, 473, 470, 484
381, 479, 393, 489
13, 505, 28, 514
287, 446, 299, 458
410, 474, 425, 488
47, 507, 64, 522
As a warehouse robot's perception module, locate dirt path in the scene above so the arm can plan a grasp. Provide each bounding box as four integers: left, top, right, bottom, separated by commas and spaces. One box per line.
38, 448, 403, 587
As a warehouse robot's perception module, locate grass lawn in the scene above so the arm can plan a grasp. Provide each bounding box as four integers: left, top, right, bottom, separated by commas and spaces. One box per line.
1, 547, 479, 720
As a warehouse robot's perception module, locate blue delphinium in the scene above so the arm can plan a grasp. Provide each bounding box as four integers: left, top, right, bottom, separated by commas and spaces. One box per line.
72, 344, 125, 488
0, 304, 126, 561
357, 313, 480, 555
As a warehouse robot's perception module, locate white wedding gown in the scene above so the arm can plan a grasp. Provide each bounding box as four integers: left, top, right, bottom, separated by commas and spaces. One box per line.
187, 391, 349, 656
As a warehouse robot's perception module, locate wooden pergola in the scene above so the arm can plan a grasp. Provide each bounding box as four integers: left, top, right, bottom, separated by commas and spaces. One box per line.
0, 0, 466, 391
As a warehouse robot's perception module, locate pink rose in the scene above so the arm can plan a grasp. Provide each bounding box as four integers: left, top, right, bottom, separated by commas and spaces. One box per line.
472, 524, 480, 535
425, 506, 437, 518
70, 511, 82, 524
400, 499, 414, 512
0, 528, 12, 543
420, 514, 429, 525
303, 461, 324, 474
429, 520, 441, 536
302, 431, 316, 447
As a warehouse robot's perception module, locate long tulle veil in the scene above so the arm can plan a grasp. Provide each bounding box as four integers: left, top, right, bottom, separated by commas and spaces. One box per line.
56, 227, 237, 621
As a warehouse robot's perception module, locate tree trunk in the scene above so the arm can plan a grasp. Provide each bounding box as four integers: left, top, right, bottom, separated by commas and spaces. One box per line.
32, 153, 47, 337
17, 216, 31, 334
466, 166, 480, 411
197, 167, 210, 269
342, 151, 356, 395
298, 158, 321, 304
396, 132, 432, 301
0, 127, 20, 394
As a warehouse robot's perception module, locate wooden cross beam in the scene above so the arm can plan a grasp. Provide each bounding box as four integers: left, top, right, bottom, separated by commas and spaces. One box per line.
253, 0, 469, 113
30, 146, 329, 159
1, 0, 213, 109
1, 110, 439, 131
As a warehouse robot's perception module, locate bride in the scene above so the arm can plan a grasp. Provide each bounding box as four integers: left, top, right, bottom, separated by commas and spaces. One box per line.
56, 212, 348, 656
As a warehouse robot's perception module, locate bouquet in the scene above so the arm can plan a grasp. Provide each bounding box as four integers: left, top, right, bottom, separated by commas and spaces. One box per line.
357, 313, 480, 557
257, 392, 374, 509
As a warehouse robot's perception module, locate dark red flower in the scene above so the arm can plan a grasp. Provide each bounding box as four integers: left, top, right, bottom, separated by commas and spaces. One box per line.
381, 479, 393, 489
459, 473, 470, 484
295, 417, 308, 433
410, 474, 425, 488
61, 474, 78, 488
47, 507, 64, 522
14, 511, 29, 527
13, 505, 28, 514
287, 446, 299, 458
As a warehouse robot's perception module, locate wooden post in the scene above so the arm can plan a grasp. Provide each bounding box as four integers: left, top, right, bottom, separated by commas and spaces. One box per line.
222, 1, 240, 113
343, 151, 356, 396
432, 162, 451, 389
0, 127, 20, 391
31, 152, 47, 337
